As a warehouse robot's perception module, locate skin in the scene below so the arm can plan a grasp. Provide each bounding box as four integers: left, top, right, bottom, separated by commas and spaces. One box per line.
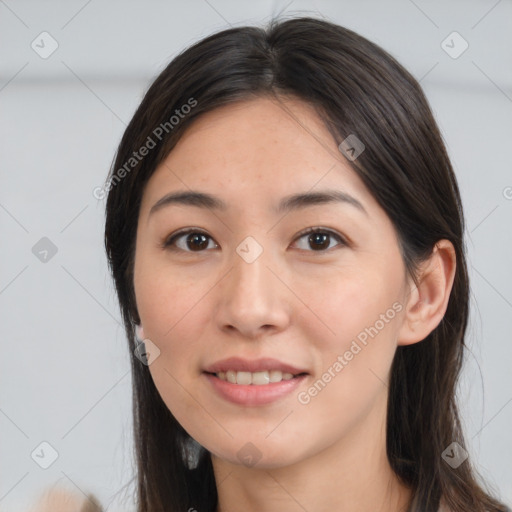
133, 95, 456, 512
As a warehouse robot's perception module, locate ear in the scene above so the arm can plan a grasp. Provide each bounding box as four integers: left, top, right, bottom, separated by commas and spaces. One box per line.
135, 324, 146, 341
397, 239, 456, 346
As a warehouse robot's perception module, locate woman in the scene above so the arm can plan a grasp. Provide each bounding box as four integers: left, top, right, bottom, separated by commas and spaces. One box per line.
101, 16, 509, 512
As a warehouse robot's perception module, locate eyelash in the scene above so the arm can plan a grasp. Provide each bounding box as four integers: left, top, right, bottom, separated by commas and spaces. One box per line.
161, 227, 348, 254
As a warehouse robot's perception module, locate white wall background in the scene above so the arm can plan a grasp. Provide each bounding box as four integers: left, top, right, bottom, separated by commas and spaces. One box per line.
1, 1, 511, 511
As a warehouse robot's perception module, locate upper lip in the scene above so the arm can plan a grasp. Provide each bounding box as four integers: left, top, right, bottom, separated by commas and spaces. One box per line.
203, 357, 308, 375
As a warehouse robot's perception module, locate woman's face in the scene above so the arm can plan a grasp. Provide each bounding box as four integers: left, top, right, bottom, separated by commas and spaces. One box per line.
133, 96, 412, 469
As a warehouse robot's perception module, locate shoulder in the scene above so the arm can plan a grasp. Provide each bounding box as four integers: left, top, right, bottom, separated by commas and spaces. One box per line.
29, 487, 102, 512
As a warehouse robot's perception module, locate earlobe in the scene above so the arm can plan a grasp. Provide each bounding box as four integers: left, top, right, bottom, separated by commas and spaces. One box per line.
397, 240, 456, 346
135, 324, 145, 341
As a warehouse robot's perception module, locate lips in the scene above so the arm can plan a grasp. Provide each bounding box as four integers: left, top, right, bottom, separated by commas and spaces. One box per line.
216, 369, 295, 385
203, 372, 307, 406
203, 357, 309, 405
203, 356, 308, 376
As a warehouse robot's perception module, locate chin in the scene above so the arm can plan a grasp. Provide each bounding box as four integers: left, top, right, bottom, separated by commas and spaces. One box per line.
209, 440, 307, 471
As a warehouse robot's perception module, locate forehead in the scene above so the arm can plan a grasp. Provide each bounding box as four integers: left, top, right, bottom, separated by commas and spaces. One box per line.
141, 96, 374, 214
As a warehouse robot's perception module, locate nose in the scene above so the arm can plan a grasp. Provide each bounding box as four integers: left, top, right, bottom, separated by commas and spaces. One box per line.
215, 245, 291, 340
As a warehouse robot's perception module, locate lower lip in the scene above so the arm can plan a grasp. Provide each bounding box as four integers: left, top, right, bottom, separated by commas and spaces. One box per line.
203, 372, 307, 406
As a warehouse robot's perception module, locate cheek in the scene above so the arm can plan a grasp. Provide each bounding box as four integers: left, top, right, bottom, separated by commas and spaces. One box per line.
137, 280, 209, 366
133, 245, 405, 462
134, 250, 210, 341
300, 264, 402, 402
137, 273, 213, 438
300, 262, 401, 348
133, 261, 211, 426
288, 276, 401, 450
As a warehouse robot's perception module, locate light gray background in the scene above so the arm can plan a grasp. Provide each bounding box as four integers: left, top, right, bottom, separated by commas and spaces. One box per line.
1, 1, 511, 511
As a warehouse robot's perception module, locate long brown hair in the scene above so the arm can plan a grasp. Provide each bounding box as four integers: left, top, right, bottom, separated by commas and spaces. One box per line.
103, 16, 509, 512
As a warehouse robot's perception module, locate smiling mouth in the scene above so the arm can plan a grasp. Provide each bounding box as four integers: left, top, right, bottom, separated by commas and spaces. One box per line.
205, 370, 308, 385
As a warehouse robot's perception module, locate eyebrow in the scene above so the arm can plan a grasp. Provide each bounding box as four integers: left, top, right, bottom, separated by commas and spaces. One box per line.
148, 189, 368, 218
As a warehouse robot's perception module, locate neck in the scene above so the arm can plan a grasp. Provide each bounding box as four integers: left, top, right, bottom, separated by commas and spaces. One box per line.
211, 396, 412, 512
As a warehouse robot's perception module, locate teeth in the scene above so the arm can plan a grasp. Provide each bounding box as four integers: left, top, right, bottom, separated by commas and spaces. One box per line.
215, 370, 297, 385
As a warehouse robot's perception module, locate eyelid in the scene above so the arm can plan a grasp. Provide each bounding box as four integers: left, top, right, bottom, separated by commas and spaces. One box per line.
161, 227, 216, 251
162, 226, 348, 252
293, 227, 348, 249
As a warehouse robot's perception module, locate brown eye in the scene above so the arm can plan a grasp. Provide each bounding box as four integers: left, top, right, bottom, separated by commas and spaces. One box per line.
185, 233, 209, 251
294, 228, 346, 252
163, 227, 346, 254
164, 229, 218, 252
308, 232, 330, 250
